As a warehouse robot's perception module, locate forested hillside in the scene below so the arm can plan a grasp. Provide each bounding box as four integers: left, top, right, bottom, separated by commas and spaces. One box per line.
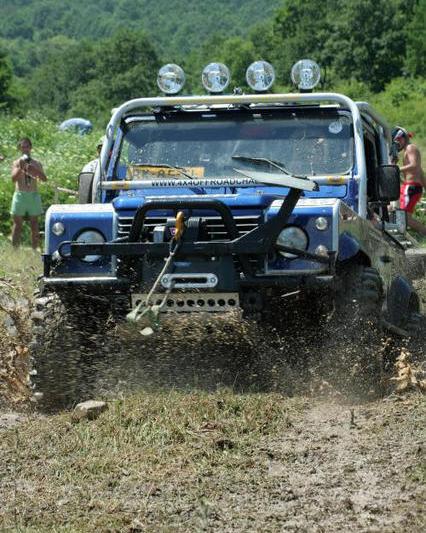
0, 0, 424, 127
0, 0, 281, 71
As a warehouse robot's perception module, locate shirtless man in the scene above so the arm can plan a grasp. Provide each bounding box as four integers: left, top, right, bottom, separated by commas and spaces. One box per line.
392, 126, 426, 236
10, 138, 47, 249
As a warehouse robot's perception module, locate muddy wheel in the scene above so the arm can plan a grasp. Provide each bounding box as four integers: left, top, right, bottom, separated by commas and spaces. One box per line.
339, 265, 383, 319
405, 312, 423, 336
324, 264, 385, 397
30, 290, 116, 410
31, 292, 78, 409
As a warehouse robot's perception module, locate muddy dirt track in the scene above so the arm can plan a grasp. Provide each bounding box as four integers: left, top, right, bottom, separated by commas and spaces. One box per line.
0, 280, 425, 531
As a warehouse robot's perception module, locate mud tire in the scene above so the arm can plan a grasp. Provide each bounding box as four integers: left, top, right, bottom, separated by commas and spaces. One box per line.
338, 265, 383, 320
31, 292, 76, 409
326, 264, 385, 397
30, 290, 118, 410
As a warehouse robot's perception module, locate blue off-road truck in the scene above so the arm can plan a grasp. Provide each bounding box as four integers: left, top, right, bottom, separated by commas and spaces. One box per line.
32, 61, 424, 404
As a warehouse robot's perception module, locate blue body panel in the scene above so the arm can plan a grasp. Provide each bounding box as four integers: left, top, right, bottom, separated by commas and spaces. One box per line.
265, 203, 334, 272
46, 205, 114, 275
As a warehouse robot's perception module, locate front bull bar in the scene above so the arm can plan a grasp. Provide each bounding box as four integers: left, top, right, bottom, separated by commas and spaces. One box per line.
67, 187, 335, 278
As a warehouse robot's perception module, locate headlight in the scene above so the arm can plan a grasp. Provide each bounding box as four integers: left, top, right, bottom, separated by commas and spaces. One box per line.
202, 63, 230, 93
246, 60, 275, 92
276, 226, 308, 258
291, 59, 321, 91
75, 230, 105, 263
157, 64, 186, 95
52, 222, 65, 236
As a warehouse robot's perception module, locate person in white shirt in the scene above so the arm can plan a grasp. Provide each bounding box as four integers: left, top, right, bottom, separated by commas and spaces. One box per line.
81, 137, 104, 174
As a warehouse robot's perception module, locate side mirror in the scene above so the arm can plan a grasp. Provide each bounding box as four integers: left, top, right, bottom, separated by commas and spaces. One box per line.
78, 172, 94, 204
376, 164, 400, 202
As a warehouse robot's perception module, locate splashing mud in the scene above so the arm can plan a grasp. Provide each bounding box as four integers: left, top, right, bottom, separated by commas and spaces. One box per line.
0, 280, 32, 406
29, 290, 426, 410
1, 278, 425, 411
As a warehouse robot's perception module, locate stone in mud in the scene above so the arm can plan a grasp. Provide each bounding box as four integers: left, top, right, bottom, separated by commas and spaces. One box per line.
0, 413, 26, 429
72, 400, 108, 421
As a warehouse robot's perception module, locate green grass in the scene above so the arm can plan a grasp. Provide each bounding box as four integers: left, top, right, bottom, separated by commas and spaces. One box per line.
0, 240, 40, 297
0, 390, 306, 531
0, 392, 424, 531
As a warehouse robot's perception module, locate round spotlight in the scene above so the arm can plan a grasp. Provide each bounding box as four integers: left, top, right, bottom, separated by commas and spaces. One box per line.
157, 64, 186, 95
315, 245, 329, 257
246, 60, 275, 92
202, 63, 230, 94
291, 59, 321, 91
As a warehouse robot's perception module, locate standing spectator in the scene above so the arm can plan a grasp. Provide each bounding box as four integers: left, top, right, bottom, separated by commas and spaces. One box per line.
392, 127, 426, 236
80, 137, 104, 174
10, 138, 47, 249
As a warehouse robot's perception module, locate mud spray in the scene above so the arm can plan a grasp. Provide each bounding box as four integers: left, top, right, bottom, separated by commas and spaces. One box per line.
1, 280, 425, 411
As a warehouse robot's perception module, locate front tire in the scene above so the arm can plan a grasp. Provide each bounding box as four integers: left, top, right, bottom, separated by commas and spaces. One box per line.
30, 291, 115, 410
324, 264, 385, 397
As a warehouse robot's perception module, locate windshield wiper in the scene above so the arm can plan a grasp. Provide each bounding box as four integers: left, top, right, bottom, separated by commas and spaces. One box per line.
138, 162, 195, 180
232, 155, 304, 179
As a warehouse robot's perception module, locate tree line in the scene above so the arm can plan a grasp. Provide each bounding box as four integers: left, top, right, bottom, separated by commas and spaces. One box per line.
0, 0, 424, 125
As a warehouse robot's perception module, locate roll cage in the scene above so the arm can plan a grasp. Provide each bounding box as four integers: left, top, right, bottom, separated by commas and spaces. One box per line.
95, 93, 392, 218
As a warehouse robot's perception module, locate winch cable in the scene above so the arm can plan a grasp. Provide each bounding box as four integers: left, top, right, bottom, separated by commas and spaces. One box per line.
126, 236, 182, 329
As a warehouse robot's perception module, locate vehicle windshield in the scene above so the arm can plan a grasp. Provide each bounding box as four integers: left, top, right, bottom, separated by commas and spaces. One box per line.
117, 109, 354, 180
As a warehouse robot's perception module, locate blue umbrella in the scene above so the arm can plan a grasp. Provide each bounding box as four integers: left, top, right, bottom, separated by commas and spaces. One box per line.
58, 118, 93, 135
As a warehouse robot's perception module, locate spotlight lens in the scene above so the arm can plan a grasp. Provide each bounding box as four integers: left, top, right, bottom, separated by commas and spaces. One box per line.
246, 60, 275, 92
291, 59, 321, 90
202, 63, 230, 93
315, 245, 329, 257
157, 64, 185, 95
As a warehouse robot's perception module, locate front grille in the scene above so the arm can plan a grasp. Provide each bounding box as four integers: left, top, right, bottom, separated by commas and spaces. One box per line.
116, 214, 261, 241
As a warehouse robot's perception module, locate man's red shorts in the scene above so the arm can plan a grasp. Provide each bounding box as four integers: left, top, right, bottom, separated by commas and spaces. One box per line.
400, 182, 423, 213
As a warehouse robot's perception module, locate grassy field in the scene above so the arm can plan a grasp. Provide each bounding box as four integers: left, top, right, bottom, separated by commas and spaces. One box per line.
0, 389, 424, 531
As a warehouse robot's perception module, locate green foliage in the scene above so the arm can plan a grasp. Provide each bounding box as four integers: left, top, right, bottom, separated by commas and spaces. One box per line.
271, 0, 334, 82
1, 0, 425, 118
328, 0, 406, 91
267, 0, 411, 91
0, 47, 14, 110
0, 0, 281, 61
405, 0, 426, 77
29, 30, 160, 124
370, 77, 426, 141
0, 114, 101, 238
